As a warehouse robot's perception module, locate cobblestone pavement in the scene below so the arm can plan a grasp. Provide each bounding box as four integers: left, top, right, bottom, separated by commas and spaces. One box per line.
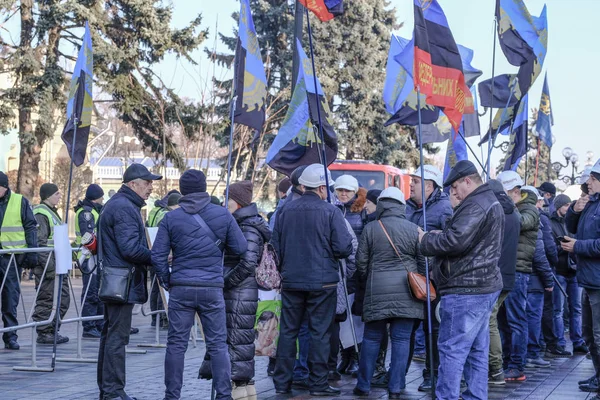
0, 278, 597, 399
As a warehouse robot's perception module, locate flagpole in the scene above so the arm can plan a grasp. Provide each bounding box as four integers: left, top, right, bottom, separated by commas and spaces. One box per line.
486, 15, 498, 179
305, 7, 358, 354
456, 129, 488, 176
292, 0, 304, 94
416, 86, 436, 400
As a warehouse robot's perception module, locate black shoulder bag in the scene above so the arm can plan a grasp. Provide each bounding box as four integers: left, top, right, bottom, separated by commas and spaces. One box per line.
97, 214, 134, 304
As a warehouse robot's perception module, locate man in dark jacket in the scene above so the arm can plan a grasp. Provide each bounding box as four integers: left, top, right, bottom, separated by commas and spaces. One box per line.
0, 171, 37, 350
75, 184, 105, 338
538, 182, 557, 216
33, 183, 71, 345
146, 189, 180, 228
97, 163, 162, 400
272, 163, 353, 397
419, 160, 503, 400
407, 165, 453, 392
563, 162, 600, 394
497, 172, 538, 382
549, 194, 588, 355
152, 169, 247, 400
487, 179, 520, 384
268, 177, 292, 231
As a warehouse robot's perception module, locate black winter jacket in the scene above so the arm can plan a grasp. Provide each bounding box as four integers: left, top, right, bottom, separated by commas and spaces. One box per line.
74, 199, 102, 237
222, 203, 270, 382
420, 183, 504, 296
528, 229, 555, 292
99, 185, 151, 304
151, 192, 247, 289
516, 190, 540, 274
357, 200, 424, 323
492, 187, 520, 292
272, 191, 353, 291
540, 211, 558, 267
549, 211, 576, 277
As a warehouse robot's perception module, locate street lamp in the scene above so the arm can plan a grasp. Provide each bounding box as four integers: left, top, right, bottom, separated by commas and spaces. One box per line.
552, 147, 593, 185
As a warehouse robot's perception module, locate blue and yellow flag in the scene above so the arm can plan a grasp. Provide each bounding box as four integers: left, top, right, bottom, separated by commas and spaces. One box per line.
536, 73, 553, 148
61, 22, 93, 167
504, 94, 529, 171
266, 40, 337, 176
234, 0, 268, 132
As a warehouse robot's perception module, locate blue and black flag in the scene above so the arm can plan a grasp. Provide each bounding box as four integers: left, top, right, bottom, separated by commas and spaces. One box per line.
535, 73, 553, 147
478, 74, 519, 108
61, 22, 93, 167
233, 0, 268, 132
503, 94, 529, 171
266, 40, 337, 176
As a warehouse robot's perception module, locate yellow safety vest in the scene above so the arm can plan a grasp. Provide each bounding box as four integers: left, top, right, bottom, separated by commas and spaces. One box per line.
147, 206, 167, 228
33, 203, 62, 247
75, 207, 99, 259
0, 193, 26, 250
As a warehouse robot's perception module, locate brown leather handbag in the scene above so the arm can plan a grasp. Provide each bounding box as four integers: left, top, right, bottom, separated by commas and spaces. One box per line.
378, 220, 436, 302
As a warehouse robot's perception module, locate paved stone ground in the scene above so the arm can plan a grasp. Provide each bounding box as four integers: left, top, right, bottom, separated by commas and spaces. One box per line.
0, 278, 598, 399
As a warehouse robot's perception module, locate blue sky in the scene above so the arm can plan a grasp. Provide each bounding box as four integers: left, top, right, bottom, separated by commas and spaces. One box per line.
157, 0, 600, 177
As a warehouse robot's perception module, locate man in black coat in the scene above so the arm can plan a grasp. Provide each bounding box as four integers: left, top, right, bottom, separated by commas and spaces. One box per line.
97, 163, 162, 400
272, 163, 353, 397
419, 161, 504, 400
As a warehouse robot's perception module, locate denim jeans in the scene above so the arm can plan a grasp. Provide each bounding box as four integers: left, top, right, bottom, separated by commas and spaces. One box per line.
582, 289, 600, 377
500, 272, 529, 371
488, 291, 509, 373
414, 322, 425, 354
436, 291, 499, 400
292, 316, 310, 381
526, 290, 544, 359
356, 318, 418, 393
554, 275, 584, 347
164, 287, 231, 400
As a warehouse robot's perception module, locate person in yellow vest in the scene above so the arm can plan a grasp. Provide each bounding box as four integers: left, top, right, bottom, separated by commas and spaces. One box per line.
32, 183, 71, 345
0, 171, 38, 350
74, 184, 104, 339
146, 189, 180, 228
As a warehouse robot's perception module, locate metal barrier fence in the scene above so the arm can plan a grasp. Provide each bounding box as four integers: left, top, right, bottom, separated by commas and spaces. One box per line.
0, 246, 182, 372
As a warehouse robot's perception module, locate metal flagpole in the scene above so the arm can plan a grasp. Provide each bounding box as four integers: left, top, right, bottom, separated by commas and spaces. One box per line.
305, 7, 358, 353
292, 0, 304, 94
417, 86, 436, 400
224, 50, 239, 207
455, 129, 488, 176
486, 16, 498, 179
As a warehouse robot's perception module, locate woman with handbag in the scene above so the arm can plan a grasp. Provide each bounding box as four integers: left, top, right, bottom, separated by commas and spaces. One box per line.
353, 187, 425, 399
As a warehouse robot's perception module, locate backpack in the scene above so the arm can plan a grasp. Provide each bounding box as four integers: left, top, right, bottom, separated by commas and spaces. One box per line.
256, 243, 281, 290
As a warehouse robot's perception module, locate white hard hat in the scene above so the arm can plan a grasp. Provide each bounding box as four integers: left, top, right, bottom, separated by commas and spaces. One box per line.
591, 158, 600, 176
521, 185, 542, 200
334, 175, 359, 192
298, 163, 332, 188
497, 171, 524, 191
580, 166, 592, 184
378, 187, 406, 204
410, 165, 443, 188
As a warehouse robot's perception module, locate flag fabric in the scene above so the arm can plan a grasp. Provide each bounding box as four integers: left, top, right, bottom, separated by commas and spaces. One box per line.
535, 73, 553, 147
61, 22, 93, 167
299, 0, 344, 22
266, 40, 337, 176
458, 44, 483, 88
478, 74, 519, 108
443, 127, 468, 189
233, 0, 268, 132
412, 0, 473, 133
503, 94, 529, 171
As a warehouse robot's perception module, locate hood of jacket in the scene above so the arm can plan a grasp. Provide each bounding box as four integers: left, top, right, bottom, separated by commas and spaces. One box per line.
493, 190, 517, 215
74, 198, 102, 213
233, 203, 272, 242
154, 192, 170, 208
376, 199, 406, 220
518, 189, 538, 207
178, 192, 211, 214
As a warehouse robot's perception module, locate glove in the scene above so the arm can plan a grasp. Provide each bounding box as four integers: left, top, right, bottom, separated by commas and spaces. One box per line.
24, 252, 38, 269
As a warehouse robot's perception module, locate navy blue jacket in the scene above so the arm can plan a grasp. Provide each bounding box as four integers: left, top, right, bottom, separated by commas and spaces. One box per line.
565, 193, 600, 290
492, 188, 520, 292
528, 229, 555, 292
337, 195, 367, 241
99, 185, 151, 304
549, 210, 576, 277
152, 192, 247, 289
540, 211, 559, 267
406, 188, 453, 231
272, 191, 353, 291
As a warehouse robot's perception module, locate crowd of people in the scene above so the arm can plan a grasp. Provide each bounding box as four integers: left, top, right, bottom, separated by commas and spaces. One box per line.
0, 157, 599, 400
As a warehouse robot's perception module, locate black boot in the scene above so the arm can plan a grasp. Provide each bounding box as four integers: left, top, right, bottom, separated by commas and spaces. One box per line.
346, 347, 359, 376
267, 357, 276, 376
337, 347, 351, 374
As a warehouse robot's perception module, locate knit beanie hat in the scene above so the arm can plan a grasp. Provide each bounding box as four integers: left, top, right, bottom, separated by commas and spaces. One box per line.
0, 171, 8, 189
553, 194, 571, 210
278, 177, 292, 194
40, 183, 59, 201
366, 189, 382, 204
228, 181, 253, 208
85, 184, 104, 201
179, 169, 207, 195
167, 193, 182, 207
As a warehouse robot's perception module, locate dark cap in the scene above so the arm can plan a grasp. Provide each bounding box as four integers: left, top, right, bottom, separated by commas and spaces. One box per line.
366, 189, 382, 204
40, 183, 59, 201
167, 192, 182, 207
487, 179, 505, 194
123, 163, 162, 183
290, 165, 308, 187
277, 177, 292, 194
537, 182, 556, 196
553, 194, 571, 210
85, 184, 104, 200
0, 171, 8, 189
443, 160, 478, 187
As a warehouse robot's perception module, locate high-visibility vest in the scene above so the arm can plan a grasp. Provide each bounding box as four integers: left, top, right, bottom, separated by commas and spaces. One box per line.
0, 193, 26, 249
75, 207, 99, 259
147, 206, 167, 228
33, 203, 62, 247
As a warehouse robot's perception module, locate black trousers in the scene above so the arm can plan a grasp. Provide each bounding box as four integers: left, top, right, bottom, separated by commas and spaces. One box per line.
81, 270, 104, 332
97, 302, 134, 399
542, 289, 558, 348
33, 274, 70, 335
328, 321, 340, 371
0, 255, 20, 343
274, 288, 336, 392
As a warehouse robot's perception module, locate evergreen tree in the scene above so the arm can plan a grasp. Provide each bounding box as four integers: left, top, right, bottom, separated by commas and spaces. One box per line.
0, 0, 208, 198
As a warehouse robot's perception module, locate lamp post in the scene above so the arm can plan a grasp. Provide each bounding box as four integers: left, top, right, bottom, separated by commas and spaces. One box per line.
552, 148, 594, 185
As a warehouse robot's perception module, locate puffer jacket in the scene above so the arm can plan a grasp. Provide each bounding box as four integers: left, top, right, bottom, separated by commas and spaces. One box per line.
549, 210, 576, 277
406, 188, 453, 231
491, 186, 520, 291
151, 192, 247, 288
565, 193, 600, 290
337, 220, 357, 315
357, 199, 425, 323
540, 211, 558, 267
221, 203, 270, 382
337, 187, 368, 240
528, 228, 555, 292
420, 183, 504, 296
99, 185, 152, 304
516, 189, 541, 274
